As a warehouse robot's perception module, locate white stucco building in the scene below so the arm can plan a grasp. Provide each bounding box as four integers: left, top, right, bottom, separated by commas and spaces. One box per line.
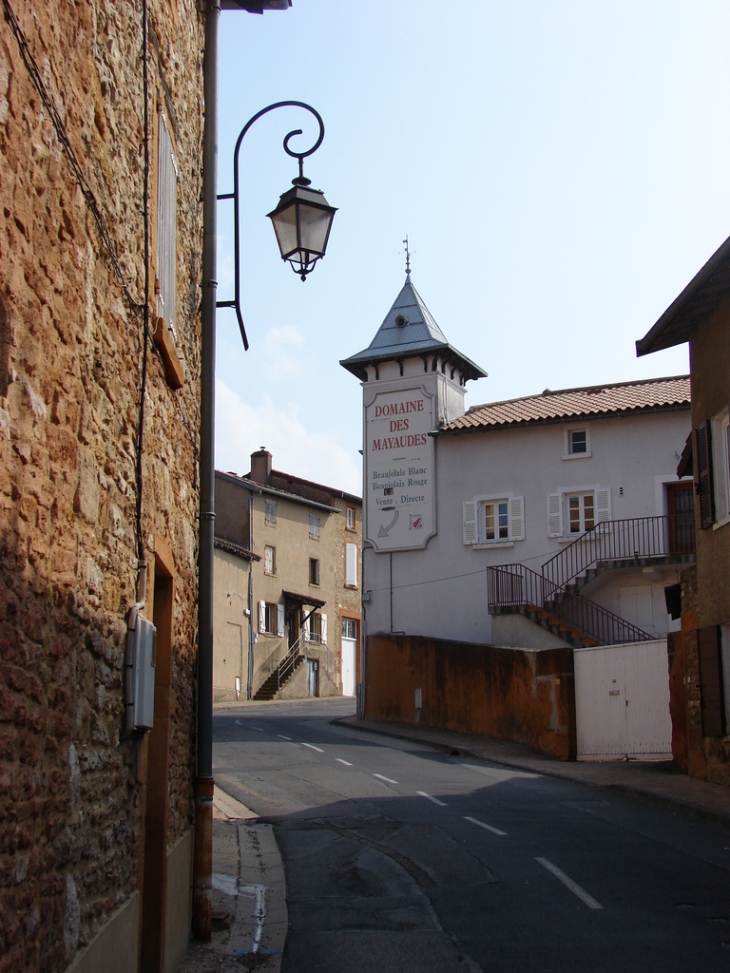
342, 275, 694, 654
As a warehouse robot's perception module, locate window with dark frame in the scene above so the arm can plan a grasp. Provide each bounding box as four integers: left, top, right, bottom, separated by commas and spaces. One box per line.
308, 612, 322, 642
569, 429, 587, 454
309, 558, 320, 585
264, 602, 278, 635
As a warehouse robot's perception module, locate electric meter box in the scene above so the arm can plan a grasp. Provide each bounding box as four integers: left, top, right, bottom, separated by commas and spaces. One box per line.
126, 611, 157, 731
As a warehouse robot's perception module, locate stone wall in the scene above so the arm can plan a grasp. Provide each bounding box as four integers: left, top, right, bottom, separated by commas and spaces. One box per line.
0, 2, 204, 970
365, 635, 576, 760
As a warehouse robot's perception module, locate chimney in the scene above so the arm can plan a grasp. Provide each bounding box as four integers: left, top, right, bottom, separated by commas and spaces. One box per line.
250, 448, 272, 486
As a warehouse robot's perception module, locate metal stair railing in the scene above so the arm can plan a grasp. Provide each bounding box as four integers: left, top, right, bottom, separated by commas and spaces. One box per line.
276, 632, 307, 689
541, 513, 694, 596
486, 563, 653, 645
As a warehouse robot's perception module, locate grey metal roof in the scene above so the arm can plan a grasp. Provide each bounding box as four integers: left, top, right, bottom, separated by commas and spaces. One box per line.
340, 276, 486, 381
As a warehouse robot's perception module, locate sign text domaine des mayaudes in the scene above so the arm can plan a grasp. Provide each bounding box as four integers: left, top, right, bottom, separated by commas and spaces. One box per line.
365, 387, 435, 551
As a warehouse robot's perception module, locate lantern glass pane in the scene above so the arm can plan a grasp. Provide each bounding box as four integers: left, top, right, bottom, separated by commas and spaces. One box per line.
298, 205, 332, 255
270, 203, 298, 258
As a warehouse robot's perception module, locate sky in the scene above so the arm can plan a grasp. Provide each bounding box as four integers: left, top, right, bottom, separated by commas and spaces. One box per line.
214, 1, 730, 496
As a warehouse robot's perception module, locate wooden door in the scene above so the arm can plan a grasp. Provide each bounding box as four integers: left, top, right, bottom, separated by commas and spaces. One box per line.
666, 482, 694, 554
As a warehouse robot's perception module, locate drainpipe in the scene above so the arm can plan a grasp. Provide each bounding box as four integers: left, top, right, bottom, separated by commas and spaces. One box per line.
193, 0, 220, 942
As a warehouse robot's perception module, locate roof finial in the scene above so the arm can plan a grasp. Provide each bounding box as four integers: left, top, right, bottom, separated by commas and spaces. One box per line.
401, 235, 413, 279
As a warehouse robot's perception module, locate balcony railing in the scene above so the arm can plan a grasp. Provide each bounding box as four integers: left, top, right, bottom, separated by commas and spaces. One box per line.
541, 513, 694, 596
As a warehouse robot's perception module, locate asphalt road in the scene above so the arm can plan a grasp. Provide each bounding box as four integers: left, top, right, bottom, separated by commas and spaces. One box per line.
213, 699, 730, 973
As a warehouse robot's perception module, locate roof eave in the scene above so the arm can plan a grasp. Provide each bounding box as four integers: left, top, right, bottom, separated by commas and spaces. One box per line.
636, 234, 730, 356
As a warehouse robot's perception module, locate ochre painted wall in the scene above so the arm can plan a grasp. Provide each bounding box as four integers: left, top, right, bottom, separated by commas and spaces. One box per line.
365, 635, 576, 760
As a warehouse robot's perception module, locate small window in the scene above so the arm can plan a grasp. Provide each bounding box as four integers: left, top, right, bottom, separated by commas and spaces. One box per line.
346, 506, 356, 531
309, 558, 320, 586
264, 602, 277, 635
564, 427, 590, 459
265, 499, 276, 525
464, 495, 524, 546
264, 545, 276, 576
568, 493, 595, 533
308, 612, 322, 643
309, 514, 320, 539
342, 617, 358, 640
484, 501, 509, 542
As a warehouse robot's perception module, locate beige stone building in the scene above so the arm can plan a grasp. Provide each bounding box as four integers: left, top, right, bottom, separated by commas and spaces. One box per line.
0, 2, 206, 971
214, 451, 362, 701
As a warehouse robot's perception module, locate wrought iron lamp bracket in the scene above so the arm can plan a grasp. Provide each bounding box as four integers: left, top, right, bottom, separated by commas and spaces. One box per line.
216, 101, 326, 350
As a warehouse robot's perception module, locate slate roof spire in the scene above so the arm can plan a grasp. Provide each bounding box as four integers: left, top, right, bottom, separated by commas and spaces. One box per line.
340, 273, 486, 383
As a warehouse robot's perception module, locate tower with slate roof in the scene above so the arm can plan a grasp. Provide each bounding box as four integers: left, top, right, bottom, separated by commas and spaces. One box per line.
341, 270, 486, 554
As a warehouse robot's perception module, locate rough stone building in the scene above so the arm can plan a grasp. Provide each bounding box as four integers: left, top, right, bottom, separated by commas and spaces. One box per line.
637, 232, 730, 786
214, 450, 362, 701
0, 2, 205, 970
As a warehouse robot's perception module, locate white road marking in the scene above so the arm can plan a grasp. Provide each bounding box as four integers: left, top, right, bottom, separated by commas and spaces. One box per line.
464, 815, 507, 836
336, 758, 353, 766
277, 734, 292, 741
536, 857, 604, 910
301, 743, 324, 753
250, 727, 264, 732
417, 791, 447, 806
373, 773, 399, 784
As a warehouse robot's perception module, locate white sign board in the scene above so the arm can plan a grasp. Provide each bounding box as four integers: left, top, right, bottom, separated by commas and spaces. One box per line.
365, 386, 436, 551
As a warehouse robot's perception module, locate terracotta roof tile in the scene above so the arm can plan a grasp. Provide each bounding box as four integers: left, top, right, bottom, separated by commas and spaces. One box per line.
446, 375, 690, 431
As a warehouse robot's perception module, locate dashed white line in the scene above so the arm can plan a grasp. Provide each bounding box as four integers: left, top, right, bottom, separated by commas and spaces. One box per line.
250, 726, 264, 732
301, 743, 324, 753
336, 758, 353, 766
373, 773, 399, 784
417, 791, 447, 807
536, 857, 604, 910
464, 815, 507, 836
277, 734, 292, 741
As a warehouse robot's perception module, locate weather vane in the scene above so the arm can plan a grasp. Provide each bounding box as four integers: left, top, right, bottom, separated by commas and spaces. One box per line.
401, 235, 415, 278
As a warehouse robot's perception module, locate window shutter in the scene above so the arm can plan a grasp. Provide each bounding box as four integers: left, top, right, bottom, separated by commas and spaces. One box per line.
157, 112, 178, 337
463, 501, 478, 545
346, 543, 357, 586
698, 625, 725, 736
509, 496, 524, 541
696, 422, 715, 529
320, 613, 327, 645
547, 493, 562, 537
303, 614, 311, 642
276, 603, 285, 637
258, 601, 266, 635
712, 419, 728, 519
595, 488, 611, 523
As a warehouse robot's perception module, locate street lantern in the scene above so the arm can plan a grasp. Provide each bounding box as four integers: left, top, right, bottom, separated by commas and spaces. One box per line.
268, 175, 337, 281
217, 100, 336, 347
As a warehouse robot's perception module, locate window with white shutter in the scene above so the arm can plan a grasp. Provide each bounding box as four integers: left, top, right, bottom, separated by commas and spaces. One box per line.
156, 112, 178, 339
277, 603, 285, 637
258, 600, 266, 635
547, 493, 562, 537
509, 496, 524, 541
595, 488, 611, 524
463, 501, 478, 545
465, 495, 525, 545
345, 543, 358, 587
320, 613, 328, 645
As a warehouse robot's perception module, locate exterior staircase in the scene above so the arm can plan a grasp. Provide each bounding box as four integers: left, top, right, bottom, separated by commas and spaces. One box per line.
488, 514, 695, 647
253, 654, 304, 700
253, 635, 306, 701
